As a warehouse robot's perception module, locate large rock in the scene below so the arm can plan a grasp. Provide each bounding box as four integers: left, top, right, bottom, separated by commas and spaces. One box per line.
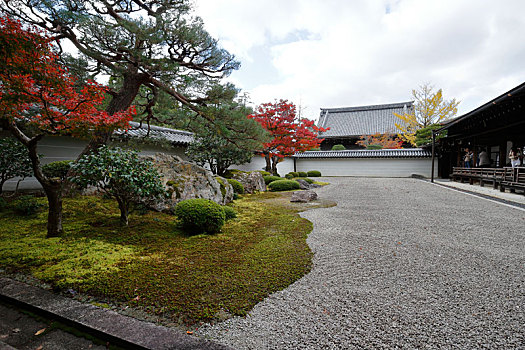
295, 179, 321, 190
142, 153, 233, 212
231, 171, 266, 194
290, 190, 318, 203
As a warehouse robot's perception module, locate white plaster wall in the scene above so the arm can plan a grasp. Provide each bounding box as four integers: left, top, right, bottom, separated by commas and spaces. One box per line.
295, 158, 436, 177
233, 156, 434, 178
234, 156, 295, 175
2, 136, 188, 191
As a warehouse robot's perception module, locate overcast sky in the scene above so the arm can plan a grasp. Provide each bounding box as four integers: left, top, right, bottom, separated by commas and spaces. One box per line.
194, 0, 525, 121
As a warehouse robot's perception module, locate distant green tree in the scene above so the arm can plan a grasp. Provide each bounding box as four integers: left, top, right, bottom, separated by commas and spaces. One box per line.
71, 146, 165, 226
186, 85, 267, 176
331, 144, 346, 151
0, 138, 33, 194
414, 124, 448, 147
186, 131, 255, 176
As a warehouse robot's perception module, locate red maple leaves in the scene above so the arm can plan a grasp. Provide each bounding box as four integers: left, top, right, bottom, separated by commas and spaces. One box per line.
249, 100, 328, 159
0, 16, 133, 137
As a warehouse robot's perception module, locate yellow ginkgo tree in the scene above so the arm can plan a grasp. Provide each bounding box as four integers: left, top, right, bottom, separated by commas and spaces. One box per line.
394, 83, 459, 146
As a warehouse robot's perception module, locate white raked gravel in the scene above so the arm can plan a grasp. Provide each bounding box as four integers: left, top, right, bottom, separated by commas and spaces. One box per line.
196, 177, 525, 349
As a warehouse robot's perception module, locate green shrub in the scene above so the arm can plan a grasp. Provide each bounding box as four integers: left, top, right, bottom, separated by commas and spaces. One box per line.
227, 179, 244, 194
256, 170, 271, 176
0, 197, 8, 211
223, 206, 237, 220
307, 170, 322, 177
331, 144, 346, 151
42, 160, 74, 179
175, 198, 226, 234
267, 180, 300, 192
366, 144, 383, 150
13, 195, 43, 216
285, 173, 294, 179
0, 138, 34, 195
297, 171, 307, 177
287, 172, 299, 178
223, 169, 244, 179
263, 175, 281, 185
70, 146, 165, 226
295, 177, 314, 184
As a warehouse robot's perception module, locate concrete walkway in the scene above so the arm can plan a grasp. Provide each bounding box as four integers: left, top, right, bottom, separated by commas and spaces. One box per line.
197, 177, 525, 349
0, 278, 231, 350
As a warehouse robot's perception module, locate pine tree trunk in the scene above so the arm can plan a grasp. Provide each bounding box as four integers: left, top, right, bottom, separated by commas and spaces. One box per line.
77, 72, 146, 158
63, 72, 147, 195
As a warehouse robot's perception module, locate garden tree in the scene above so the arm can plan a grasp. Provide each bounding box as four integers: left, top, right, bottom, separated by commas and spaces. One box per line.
0, 138, 34, 195
394, 83, 459, 146
0, 16, 133, 237
249, 100, 328, 175
0, 0, 262, 154
186, 85, 267, 175
414, 124, 448, 148
186, 130, 255, 176
71, 146, 165, 226
356, 133, 403, 149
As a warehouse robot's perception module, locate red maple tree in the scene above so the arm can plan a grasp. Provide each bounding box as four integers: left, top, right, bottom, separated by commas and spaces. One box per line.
0, 16, 134, 237
249, 100, 328, 174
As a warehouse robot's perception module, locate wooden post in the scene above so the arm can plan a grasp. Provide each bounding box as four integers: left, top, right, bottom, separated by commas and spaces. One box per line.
431, 130, 436, 183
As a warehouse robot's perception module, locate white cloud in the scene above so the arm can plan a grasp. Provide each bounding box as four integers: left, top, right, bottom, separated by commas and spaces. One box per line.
194, 0, 525, 121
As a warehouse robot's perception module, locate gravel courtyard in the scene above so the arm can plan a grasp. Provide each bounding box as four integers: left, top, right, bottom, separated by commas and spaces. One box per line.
197, 178, 525, 349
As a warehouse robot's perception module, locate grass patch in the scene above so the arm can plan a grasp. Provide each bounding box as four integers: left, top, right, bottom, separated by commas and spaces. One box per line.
0, 193, 316, 326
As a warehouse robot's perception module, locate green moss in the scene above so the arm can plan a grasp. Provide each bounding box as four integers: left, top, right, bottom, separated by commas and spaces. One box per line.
0, 192, 314, 326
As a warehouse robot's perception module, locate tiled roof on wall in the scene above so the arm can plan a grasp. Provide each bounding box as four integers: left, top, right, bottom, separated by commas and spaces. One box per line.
318, 102, 413, 138
294, 148, 431, 158
114, 121, 194, 145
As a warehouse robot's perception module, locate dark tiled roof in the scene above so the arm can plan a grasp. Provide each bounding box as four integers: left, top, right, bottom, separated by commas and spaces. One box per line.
114, 121, 194, 145
294, 148, 431, 158
318, 102, 413, 138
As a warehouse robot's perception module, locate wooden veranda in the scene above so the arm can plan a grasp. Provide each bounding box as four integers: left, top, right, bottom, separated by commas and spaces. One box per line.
431, 82, 525, 181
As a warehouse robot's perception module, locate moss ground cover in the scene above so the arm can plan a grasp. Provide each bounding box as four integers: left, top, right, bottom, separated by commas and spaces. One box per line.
0, 192, 319, 326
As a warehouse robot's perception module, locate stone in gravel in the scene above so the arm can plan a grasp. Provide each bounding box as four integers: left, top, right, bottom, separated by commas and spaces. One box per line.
295, 179, 311, 190
290, 190, 318, 202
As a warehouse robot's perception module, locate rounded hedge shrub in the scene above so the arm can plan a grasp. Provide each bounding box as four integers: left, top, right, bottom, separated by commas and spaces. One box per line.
307, 170, 322, 177
223, 206, 237, 220
367, 144, 383, 150
331, 144, 346, 150
267, 179, 300, 192
175, 198, 226, 234
42, 160, 74, 179
287, 172, 299, 178
285, 173, 294, 179
256, 170, 271, 176
227, 179, 244, 194
263, 175, 281, 185
297, 171, 308, 177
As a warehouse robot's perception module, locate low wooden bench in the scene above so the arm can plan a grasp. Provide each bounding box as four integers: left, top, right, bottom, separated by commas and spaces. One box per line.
452, 167, 506, 189
479, 168, 505, 189
500, 167, 525, 194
